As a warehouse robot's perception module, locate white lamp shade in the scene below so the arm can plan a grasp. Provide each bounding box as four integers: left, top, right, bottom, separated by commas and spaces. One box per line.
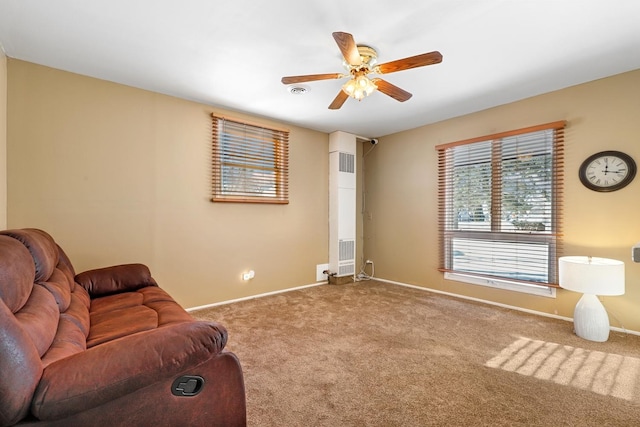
558, 256, 625, 296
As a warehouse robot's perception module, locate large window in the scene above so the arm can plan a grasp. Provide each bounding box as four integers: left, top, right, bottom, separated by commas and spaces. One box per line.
436, 121, 565, 295
212, 114, 289, 204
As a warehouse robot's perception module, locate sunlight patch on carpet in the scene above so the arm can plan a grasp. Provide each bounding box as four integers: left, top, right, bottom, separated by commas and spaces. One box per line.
485, 337, 640, 401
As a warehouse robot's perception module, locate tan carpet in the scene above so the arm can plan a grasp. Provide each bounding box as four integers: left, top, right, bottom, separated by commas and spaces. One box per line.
193, 280, 640, 426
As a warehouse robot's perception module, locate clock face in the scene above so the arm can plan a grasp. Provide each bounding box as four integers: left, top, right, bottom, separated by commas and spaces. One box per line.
579, 151, 636, 192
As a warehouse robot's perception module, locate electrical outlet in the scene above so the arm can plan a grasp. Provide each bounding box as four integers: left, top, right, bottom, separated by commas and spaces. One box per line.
316, 263, 329, 282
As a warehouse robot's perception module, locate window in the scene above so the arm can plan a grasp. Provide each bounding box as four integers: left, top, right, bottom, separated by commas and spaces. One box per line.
212, 114, 289, 204
436, 121, 565, 295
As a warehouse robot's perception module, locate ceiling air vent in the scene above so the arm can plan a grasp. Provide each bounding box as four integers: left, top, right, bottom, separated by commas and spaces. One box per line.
287, 85, 309, 95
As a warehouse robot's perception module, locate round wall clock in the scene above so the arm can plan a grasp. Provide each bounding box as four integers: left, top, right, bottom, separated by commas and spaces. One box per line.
579, 150, 636, 192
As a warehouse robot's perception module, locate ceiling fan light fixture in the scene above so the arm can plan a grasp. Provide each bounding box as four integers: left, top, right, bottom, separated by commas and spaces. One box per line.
342, 74, 377, 101
281, 31, 440, 109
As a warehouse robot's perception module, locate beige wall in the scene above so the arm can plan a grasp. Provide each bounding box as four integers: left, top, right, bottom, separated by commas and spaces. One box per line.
7, 59, 329, 308
7, 57, 640, 332
0, 48, 6, 229
364, 69, 640, 332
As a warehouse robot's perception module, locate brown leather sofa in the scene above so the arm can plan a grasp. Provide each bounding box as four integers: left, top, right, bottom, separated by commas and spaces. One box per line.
0, 228, 246, 426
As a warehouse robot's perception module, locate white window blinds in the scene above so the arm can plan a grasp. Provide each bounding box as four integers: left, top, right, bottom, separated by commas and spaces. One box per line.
436, 121, 565, 286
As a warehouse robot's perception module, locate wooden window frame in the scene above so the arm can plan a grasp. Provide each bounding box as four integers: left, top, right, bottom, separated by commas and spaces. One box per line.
212, 114, 289, 204
436, 121, 566, 290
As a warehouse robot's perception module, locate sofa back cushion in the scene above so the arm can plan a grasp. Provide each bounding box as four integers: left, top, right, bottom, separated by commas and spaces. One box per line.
0, 235, 45, 426
0, 229, 92, 426
1, 229, 59, 283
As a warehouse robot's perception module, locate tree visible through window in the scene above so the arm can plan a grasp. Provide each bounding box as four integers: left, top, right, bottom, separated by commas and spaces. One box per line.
437, 121, 565, 289
212, 115, 289, 204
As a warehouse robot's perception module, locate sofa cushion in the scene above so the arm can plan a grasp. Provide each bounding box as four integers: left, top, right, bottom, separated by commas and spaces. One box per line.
87, 305, 158, 347
0, 229, 58, 283
139, 286, 194, 325
56, 244, 76, 281
41, 314, 88, 368
0, 236, 36, 313
38, 268, 72, 312
146, 299, 197, 325
40, 287, 91, 368
14, 285, 59, 357
89, 291, 144, 314
62, 288, 91, 338
86, 287, 195, 347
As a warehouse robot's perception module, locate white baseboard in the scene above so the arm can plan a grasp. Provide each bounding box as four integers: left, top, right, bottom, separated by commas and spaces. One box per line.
375, 277, 640, 337
187, 281, 326, 312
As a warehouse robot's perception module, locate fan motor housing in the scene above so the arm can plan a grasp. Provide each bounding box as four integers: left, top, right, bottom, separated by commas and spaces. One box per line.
345, 45, 378, 72
357, 45, 377, 64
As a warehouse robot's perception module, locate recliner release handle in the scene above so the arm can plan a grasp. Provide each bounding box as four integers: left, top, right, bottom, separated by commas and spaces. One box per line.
171, 375, 205, 396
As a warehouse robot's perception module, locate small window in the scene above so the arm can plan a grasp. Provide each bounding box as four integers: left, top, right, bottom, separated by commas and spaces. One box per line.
436, 121, 566, 293
212, 115, 289, 204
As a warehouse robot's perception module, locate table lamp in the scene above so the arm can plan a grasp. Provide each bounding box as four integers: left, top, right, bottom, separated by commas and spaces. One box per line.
558, 256, 625, 342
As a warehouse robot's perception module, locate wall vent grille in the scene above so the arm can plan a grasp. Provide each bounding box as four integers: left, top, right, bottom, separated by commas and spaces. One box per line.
339, 263, 355, 276
339, 239, 355, 262
339, 152, 355, 174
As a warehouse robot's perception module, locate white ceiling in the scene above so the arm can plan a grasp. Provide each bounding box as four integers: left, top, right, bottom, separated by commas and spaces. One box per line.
1, 1, 640, 138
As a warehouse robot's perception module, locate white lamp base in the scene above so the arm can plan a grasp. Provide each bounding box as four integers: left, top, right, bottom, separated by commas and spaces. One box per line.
573, 293, 610, 342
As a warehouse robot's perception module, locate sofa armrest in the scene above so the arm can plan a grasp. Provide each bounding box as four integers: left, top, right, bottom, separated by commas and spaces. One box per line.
31, 320, 228, 421
75, 263, 157, 297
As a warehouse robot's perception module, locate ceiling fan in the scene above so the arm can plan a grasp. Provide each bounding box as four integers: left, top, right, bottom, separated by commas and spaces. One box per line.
281, 31, 443, 110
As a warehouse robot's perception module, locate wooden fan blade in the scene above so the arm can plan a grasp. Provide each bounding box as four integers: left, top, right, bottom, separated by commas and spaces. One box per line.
371, 78, 412, 102
328, 90, 349, 110
376, 51, 442, 74
332, 32, 361, 66
281, 73, 343, 85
